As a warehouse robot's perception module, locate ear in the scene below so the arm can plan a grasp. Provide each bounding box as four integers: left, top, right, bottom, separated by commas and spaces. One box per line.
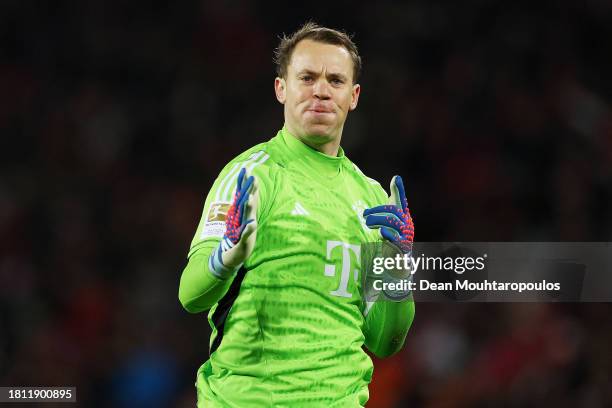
349, 83, 361, 111
274, 77, 286, 104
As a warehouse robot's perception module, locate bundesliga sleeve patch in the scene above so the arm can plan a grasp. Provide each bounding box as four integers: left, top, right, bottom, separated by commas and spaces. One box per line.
200, 202, 231, 238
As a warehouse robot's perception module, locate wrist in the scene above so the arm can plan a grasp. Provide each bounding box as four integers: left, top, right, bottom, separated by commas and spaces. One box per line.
382, 270, 412, 301
208, 245, 239, 280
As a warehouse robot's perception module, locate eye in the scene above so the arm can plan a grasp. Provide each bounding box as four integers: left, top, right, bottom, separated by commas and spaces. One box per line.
300, 75, 313, 83
331, 78, 344, 86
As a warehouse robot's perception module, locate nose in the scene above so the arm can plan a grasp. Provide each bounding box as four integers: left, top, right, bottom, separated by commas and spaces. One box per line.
313, 78, 331, 100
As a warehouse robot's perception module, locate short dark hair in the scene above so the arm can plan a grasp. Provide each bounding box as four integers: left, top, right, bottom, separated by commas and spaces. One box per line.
274, 22, 362, 83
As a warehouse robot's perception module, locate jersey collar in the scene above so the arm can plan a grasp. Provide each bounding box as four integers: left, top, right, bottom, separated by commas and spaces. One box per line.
280, 127, 346, 178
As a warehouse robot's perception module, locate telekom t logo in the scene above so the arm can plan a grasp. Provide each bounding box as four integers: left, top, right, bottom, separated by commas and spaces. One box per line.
324, 240, 361, 298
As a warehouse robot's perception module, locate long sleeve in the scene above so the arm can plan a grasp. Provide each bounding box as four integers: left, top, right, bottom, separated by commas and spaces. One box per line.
363, 299, 415, 358
178, 244, 234, 313
178, 146, 274, 314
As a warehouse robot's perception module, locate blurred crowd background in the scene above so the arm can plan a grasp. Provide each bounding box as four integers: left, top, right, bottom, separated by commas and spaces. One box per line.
1, 0, 612, 406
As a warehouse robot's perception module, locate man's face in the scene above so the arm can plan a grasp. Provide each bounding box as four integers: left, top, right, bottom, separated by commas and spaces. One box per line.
275, 39, 360, 148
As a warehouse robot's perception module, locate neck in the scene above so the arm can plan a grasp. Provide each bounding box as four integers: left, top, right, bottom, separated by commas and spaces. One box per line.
285, 124, 341, 156
299, 136, 340, 156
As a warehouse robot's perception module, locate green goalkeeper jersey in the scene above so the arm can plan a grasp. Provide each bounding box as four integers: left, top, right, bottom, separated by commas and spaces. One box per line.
183, 127, 414, 407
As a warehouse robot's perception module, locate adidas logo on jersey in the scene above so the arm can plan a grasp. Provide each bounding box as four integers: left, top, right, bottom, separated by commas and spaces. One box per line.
291, 202, 309, 216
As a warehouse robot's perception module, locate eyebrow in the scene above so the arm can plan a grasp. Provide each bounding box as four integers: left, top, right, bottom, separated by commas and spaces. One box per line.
297, 69, 349, 82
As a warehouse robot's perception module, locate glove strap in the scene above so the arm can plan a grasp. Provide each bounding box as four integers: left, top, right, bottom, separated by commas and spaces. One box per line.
208, 239, 240, 280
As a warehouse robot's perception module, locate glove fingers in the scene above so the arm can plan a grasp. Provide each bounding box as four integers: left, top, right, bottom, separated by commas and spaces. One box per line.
236, 175, 254, 209
389, 175, 408, 210
240, 174, 255, 197
363, 204, 404, 220
365, 214, 404, 234
234, 168, 254, 206
236, 167, 246, 191
230, 168, 246, 212
380, 227, 400, 243
381, 227, 414, 254
232, 193, 248, 227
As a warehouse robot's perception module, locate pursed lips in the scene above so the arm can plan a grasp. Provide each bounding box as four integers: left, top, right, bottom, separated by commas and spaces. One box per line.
306, 105, 334, 114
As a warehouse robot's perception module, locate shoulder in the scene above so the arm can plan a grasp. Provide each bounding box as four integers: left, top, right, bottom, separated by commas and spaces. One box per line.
211, 137, 285, 201
345, 159, 386, 192
219, 138, 283, 179
223, 142, 272, 170
224, 129, 295, 169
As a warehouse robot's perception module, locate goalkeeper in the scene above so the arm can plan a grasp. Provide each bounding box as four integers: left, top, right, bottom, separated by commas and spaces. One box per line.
179, 22, 415, 407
